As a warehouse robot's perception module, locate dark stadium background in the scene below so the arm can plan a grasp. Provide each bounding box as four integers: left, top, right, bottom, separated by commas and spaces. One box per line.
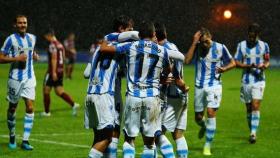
0, 0, 279, 56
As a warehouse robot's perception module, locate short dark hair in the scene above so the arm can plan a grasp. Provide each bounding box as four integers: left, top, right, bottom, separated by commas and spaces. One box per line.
200, 27, 211, 38
248, 23, 261, 34
139, 21, 155, 39
14, 14, 27, 23
155, 23, 167, 41
113, 15, 133, 32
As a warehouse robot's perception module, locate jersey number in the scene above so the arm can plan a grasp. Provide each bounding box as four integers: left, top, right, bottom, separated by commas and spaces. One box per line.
135, 53, 159, 78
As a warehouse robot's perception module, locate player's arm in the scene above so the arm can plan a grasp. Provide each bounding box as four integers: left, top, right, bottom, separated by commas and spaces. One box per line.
100, 42, 131, 55
117, 31, 139, 42
217, 45, 236, 73
257, 43, 270, 70
83, 63, 91, 79
0, 37, 27, 63
166, 49, 185, 61
184, 31, 201, 64
0, 52, 27, 63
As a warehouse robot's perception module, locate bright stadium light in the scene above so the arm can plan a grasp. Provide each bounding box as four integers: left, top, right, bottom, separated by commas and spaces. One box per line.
223, 9, 232, 19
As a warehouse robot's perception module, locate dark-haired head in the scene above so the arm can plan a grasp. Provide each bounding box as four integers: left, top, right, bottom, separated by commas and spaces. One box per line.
113, 15, 134, 32
155, 23, 167, 41
139, 21, 155, 40
247, 23, 260, 45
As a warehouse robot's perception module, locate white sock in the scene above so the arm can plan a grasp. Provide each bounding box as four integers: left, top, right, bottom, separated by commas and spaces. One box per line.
88, 148, 103, 158
104, 138, 119, 158
205, 117, 216, 147
23, 113, 34, 141
158, 135, 175, 158
123, 141, 135, 158
176, 137, 188, 158
251, 111, 260, 135
142, 145, 155, 158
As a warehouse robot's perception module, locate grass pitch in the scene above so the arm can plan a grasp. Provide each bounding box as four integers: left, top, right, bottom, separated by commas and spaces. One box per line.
0, 63, 279, 158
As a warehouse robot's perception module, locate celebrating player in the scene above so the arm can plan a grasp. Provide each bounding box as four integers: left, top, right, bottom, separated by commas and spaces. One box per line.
234, 23, 270, 143
0, 15, 39, 150
155, 23, 189, 158
99, 21, 185, 158
184, 28, 236, 155
41, 29, 80, 117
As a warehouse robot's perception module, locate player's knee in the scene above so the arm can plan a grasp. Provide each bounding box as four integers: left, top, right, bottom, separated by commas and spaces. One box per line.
8, 103, 18, 113
97, 125, 114, 141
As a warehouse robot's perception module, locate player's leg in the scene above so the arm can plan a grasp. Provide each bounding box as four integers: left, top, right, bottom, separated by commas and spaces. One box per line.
21, 98, 35, 150
241, 84, 253, 131
104, 79, 122, 158
7, 102, 18, 149
122, 95, 141, 158
172, 94, 188, 158
250, 99, 261, 143
6, 79, 22, 149
203, 85, 222, 156
203, 108, 217, 155
54, 85, 79, 116
172, 129, 188, 158
86, 94, 114, 158
42, 74, 53, 116
194, 87, 206, 139
141, 97, 161, 158
42, 85, 52, 116
155, 125, 175, 158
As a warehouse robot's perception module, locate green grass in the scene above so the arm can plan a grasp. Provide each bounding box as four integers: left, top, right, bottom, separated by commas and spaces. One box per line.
0, 63, 280, 158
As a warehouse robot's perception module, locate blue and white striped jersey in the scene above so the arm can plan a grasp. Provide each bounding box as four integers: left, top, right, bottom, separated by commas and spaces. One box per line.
115, 40, 185, 98
163, 41, 184, 97
1, 33, 36, 81
87, 46, 118, 95
234, 40, 270, 84
194, 41, 232, 88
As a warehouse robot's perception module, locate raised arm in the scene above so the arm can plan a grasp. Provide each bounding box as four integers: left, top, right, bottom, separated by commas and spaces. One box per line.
184, 31, 201, 64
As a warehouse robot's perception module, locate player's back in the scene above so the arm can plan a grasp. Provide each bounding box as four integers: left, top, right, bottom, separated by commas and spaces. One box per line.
47, 40, 64, 77
87, 46, 118, 95
126, 40, 168, 97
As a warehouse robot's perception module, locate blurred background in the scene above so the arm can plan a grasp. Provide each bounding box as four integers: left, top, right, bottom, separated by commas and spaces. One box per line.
0, 0, 279, 64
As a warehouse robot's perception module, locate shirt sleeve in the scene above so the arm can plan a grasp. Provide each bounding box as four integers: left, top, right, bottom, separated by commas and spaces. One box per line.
264, 42, 270, 61
1, 36, 12, 55
105, 33, 119, 42
115, 42, 131, 54
118, 31, 139, 42
234, 43, 243, 61
165, 48, 184, 61
221, 44, 233, 63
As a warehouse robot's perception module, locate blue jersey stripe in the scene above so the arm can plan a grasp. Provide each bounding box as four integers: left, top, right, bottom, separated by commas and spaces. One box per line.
245, 46, 251, 84
146, 43, 159, 96
208, 42, 217, 87
133, 40, 144, 97
26, 35, 32, 79
108, 63, 118, 93
14, 34, 24, 81
87, 50, 100, 94
255, 42, 260, 65
199, 60, 206, 87
2, 37, 12, 55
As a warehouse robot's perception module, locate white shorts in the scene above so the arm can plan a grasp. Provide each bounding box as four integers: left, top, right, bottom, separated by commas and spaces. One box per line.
240, 81, 265, 103
194, 85, 222, 112
123, 95, 161, 137
7, 78, 36, 104
162, 93, 188, 132
84, 93, 115, 130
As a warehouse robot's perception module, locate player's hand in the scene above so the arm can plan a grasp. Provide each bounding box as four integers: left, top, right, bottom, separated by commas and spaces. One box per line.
193, 31, 202, 44
257, 63, 266, 70
216, 66, 226, 73
52, 73, 58, 81
33, 53, 40, 61
16, 54, 27, 62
